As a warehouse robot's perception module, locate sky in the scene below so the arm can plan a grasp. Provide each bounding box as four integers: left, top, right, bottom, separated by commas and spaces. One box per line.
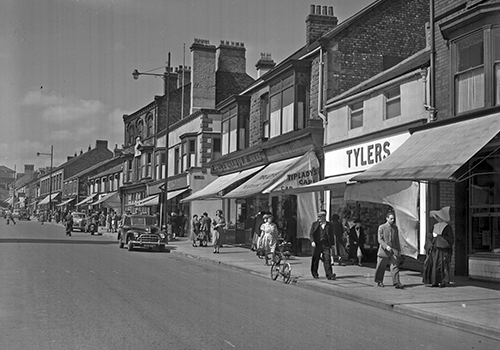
0, 0, 374, 173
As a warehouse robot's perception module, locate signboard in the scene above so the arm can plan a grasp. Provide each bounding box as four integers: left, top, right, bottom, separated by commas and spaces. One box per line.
325, 132, 410, 177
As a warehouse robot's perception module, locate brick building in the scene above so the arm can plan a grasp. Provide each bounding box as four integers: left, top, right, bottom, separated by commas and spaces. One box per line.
185, 0, 430, 247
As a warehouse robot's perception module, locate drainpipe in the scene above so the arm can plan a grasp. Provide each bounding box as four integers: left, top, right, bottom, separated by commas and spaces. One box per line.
428, 0, 438, 122
317, 46, 328, 138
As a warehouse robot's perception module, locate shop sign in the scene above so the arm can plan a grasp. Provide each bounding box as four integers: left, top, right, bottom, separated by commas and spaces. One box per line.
269, 151, 320, 192
167, 176, 188, 191
325, 132, 410, 177
211, 151, 266, 174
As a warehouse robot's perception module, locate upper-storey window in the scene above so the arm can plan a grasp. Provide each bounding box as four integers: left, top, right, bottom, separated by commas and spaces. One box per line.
385, 86, 401, 119
127, 124, 135, 146
349, 101, 364, 129
270, 75, 294, 138
146, 113, 154, 137
221, 104, 249, 156
261, 94, 269, 140
452, 26, 500, 114
136, 119, 144, 137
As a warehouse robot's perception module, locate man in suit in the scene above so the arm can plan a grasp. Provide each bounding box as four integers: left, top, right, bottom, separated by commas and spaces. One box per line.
348, 218, 366, 266
309, 210, 336, 280
374, 212, 405, 289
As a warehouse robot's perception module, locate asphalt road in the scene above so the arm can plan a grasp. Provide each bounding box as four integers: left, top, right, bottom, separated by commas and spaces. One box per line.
0, 219, 498, 350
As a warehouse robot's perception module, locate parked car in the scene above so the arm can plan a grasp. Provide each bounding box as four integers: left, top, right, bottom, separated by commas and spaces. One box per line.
71, 212, 87, 232
118, 214, 167, 252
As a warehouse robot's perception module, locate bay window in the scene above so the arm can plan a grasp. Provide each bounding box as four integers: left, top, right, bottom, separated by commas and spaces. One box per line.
221, 101, 249, 155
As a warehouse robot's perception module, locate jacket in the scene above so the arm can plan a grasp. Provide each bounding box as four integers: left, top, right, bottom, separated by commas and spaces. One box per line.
309, 221, 335, 247
377, 222, 400, 258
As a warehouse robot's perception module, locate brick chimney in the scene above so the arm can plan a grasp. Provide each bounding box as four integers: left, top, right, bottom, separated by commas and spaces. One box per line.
175, 65, 191, 88
305, 5, 338, 46
95, 140, 108, 149
165, 68, 178, 94
255, 53, 276, 78
217, 40, 246, 73
190, 38, 217, 113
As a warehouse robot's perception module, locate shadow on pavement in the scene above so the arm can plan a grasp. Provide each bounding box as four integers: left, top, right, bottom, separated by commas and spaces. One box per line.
0, 238, 116, 245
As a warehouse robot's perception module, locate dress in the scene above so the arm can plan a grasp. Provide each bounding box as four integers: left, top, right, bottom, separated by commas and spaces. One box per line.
260, 222, 279, 254
423, 222, 454, 286
211, 215, 226, 247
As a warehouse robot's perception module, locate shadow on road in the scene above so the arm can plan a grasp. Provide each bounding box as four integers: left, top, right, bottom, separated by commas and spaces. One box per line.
0, 238, 116, 245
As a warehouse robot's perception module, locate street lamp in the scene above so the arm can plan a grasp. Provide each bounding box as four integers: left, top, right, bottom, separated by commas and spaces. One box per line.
37, 145, 54, 221
132, 53, 171, 231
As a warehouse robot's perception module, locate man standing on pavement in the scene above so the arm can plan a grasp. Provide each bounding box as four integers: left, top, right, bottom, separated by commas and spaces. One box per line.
309, 210, 336, 280
374, 212, 405, 289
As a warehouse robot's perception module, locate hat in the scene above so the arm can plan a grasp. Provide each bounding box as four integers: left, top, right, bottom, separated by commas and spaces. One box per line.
317, 210, 327, 216
263, 213, 273, 220
430, 206, 450, 223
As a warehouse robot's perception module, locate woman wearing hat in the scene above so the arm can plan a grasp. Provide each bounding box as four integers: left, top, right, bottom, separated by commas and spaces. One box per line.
260, 213, 279, 266
423, 206, 454, 288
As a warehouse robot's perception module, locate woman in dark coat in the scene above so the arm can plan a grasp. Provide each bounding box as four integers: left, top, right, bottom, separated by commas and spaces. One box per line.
348, 218, 366, 266
423, 207, 454, 288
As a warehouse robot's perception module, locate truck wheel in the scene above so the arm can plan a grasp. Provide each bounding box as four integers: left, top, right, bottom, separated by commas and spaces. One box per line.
127, 239, 134, 251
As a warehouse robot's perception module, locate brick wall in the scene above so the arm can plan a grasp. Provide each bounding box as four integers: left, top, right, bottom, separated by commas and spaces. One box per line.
248, 85, 269, 147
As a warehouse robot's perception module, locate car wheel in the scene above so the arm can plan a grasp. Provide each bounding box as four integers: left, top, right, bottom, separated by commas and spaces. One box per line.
119, 238, 124, 249
159, 245, 165, 252
127, 238, 134, 251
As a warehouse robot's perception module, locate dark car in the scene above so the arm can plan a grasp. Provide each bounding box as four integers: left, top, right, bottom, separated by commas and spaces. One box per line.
71, 212, 87, 232
118, 214, 167, 252
18, 211, 30, 220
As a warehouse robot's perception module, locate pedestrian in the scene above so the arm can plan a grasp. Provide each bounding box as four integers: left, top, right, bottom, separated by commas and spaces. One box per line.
348, 218, 366, 266
40, 210, 46, 225
284, 215, 298, 256
170, 212, 178, 238
65, 211, 73, 236
259, 213, 279, 266
6, 210, 16, 225
331, 214, 347, 266
251, 211, 266, 251
309, 210, 336, 280
200, 212, 212, 243
423, 206, 454, 288
374, 212, 405, 289
106, 212, 112, 232
190, 214, 201, 247
211, 209, 226, 254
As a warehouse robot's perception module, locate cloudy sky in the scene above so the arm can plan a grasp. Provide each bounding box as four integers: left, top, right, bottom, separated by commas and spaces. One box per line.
0, 0, 373, 172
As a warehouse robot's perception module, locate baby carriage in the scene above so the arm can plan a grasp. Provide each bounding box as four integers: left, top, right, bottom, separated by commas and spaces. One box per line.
195, 231, 208, 247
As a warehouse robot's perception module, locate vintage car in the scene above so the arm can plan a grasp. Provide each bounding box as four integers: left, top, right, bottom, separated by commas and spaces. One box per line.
18, 210, 30, 220
118, 214, 167, 252
71, 212, 87, 232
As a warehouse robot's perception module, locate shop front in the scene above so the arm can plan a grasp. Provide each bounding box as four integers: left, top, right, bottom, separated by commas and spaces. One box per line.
352, 113, 500, 281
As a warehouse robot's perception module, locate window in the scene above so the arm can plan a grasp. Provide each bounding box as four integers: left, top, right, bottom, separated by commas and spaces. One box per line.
189, 139, 196, 168
136, 119, 144, 136
174, 147, 180, 175
127, 124, 135, 146
146, 113, 154, 137
349, 101, 363, 129
221, 107, 238, 155
269, 75, 294, 138
155, 151, 166, 180
141, 152, 152, 178
454, 31, 485, 113
261, 94, 269, 139
212, 137, 221, 161
385, 87, 401, 119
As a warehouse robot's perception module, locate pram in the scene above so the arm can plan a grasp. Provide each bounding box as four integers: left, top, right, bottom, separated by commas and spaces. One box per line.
195, 231, 208, 247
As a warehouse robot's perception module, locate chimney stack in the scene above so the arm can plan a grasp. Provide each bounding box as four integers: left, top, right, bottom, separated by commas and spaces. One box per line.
190, 38, 217, 113
217, 40, 246, 73
175, 65, 191, 88
255, 53, 276, 78
306, 4, 338, 45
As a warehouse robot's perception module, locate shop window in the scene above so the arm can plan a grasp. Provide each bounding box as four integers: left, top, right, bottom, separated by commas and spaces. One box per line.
385, 87, 401, 119
349, 101, 364, 129
469, 151, 500, 253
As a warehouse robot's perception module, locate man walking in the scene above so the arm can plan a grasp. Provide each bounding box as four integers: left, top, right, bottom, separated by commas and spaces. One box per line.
309, 210, 336, 280
374, 212, 404, 289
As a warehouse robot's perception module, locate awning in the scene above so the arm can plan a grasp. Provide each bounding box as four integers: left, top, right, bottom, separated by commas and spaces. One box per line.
181, 166, 265, 202
352, 113, 500, 182
75, 193, 97, 206
135, 194, 159, 207
38, 192, 60, 205
270, 173, 358, 196
91, 192, 120, 207
167, 188, 190, 201
56, 197, 75, 207
264, 151, 320, 195
223, 156, 303, 198
3, 196, 13, 205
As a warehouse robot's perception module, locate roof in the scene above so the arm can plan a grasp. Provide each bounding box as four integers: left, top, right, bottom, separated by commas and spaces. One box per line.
216, 71, 255, 105
88, 164, 123, 180
64, 156, 122, 182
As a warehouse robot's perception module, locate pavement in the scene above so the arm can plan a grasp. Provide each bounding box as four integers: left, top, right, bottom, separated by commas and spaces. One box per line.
79, 223, 500, 341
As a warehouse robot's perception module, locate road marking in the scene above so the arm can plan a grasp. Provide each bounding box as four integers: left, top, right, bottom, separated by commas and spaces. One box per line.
224, 340, 235, 348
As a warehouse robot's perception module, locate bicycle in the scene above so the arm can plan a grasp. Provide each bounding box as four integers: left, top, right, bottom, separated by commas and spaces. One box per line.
270, 240, 292, 283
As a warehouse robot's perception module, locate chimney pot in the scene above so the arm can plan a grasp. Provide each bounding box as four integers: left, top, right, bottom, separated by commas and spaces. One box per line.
310, 4, 315, 14
316, 5, 321, 14
328, 6, 333, 16
322, 6, 327, 15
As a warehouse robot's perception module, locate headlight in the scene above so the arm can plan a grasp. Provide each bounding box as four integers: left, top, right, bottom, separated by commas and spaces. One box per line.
159, 233, 165, 239
133, 232, 139, 238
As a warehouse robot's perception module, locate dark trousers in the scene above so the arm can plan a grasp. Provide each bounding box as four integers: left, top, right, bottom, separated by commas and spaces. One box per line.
311, 242, 334, 278
374, 254, 400, 285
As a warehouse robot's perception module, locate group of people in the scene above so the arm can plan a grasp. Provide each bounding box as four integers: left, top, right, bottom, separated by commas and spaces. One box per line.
189, 210, 226, 254
309, 207, 454, 290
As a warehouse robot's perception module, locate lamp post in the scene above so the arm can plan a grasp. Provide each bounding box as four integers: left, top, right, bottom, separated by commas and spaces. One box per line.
132, 53, 171, 231
37, 145, 54, 221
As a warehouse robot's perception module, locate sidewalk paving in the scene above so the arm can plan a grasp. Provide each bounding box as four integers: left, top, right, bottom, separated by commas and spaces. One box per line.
96, 227, 500, 341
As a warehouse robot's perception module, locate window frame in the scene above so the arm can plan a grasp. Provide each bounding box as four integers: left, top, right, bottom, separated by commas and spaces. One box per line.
349, 101, 364, 129
384, 86, 401, 120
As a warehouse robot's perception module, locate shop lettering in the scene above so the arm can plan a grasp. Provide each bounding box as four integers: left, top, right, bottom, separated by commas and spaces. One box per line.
287, 168, 318, 183
346, 141, 391, 168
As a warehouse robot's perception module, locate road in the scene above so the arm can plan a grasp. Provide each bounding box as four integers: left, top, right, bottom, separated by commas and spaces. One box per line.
0, 219, 498, 350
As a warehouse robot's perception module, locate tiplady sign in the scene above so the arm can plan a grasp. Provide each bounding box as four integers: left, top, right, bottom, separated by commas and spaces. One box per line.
325, 133, 409, 177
